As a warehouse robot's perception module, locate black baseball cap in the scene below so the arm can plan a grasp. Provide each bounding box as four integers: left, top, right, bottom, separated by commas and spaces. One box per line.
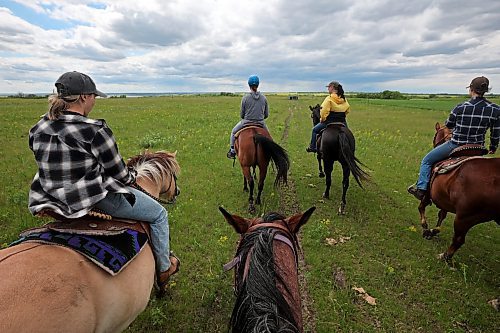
466, 76, 490, 94
326, 81, 341, 88
55, 71, 107, 99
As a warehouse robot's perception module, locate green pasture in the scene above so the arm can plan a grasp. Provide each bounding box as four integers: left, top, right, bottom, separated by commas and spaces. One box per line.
0, 95, 498, 332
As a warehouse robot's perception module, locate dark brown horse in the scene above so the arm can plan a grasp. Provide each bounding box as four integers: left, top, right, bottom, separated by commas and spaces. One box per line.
235, 126, 290, 213
418, 122, 500, 261
309, 105, 369, 214
220, 206, 316, 333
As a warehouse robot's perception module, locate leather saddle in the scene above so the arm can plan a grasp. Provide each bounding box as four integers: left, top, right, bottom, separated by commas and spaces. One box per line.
27, 209, 150, 239
234, 123, 265, 138
430, 144, 488, 184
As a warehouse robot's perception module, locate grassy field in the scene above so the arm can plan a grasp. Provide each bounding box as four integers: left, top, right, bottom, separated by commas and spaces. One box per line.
0, 95, 498, 332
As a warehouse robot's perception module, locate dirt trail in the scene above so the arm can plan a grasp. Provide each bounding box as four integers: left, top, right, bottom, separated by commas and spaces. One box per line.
279, 104, 317, 333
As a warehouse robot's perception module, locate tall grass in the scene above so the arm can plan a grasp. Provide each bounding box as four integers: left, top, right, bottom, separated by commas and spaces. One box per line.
0, 94, 498, 332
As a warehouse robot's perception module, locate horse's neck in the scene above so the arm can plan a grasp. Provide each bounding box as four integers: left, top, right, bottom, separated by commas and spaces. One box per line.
273, 241, 303, 330
136, 177, 160, 198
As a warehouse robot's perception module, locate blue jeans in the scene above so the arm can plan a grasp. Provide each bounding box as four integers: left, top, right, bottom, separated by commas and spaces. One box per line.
94, 186, 171, 272
309, 123, 327, 148
230, 119, 268, 148
416, 141, 458, 190
309, 121, 348, 148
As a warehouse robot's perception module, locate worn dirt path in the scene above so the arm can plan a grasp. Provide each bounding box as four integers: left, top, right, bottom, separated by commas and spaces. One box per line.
278, 104, 317, 333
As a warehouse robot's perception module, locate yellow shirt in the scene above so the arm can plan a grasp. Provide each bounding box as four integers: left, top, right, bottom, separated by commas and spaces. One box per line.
320, 93, 350, 122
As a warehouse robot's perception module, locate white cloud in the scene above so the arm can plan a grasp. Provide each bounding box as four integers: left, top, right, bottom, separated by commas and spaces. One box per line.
1, 0, 500, 94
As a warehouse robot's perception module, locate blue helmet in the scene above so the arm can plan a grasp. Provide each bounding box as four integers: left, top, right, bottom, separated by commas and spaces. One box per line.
248, 75, 259, 86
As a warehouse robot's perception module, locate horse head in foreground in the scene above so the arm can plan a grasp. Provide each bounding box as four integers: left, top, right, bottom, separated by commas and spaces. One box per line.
309, 105, 369, 214
0, 150, 180, 333
234, 125, 290, 214
220, 206, 316, 333
417, 123, 500, 262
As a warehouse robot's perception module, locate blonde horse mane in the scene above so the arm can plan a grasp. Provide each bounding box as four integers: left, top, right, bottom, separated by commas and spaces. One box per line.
127, 150, 180, 185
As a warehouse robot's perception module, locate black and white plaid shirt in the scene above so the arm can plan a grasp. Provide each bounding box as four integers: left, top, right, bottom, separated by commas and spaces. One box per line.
28, 111, 136, 218
445, 97, 500, 151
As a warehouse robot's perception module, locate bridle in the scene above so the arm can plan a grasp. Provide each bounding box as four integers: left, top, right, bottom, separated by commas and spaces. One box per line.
223, 220, 299, 294
132, 172, 179, 205
433, 126, 452, 147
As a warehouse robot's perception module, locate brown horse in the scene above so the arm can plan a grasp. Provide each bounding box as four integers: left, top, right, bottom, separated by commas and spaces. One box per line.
418, 123, 500, 261
0, 151, 180, 333
220, 206, 316, 333
235, 126, 290, 213
309, 104, 369, 214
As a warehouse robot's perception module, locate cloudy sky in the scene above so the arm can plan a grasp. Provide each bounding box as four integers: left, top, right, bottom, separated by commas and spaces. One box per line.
1, 0, 500, 94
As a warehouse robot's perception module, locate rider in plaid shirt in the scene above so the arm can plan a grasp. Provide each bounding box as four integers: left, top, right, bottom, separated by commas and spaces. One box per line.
29, 113, 136, 218
408, 76, 500, 200
28, 71, 180, 292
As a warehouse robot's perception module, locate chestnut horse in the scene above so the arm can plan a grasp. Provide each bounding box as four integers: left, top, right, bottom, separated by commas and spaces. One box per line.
220, 206, 316, 333
0, 151, 180, 333
418, 123, 500, 261
309, 104, 369, 214
235, 126, 289, 213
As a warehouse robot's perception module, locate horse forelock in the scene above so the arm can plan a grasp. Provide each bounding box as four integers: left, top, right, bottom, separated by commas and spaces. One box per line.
128, 151, 180, 183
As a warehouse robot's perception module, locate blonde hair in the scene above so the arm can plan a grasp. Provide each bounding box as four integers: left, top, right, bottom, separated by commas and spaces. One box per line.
47, 94, 79, 120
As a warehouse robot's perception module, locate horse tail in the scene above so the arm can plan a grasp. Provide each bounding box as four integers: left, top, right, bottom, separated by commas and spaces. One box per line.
338, 130, 370, 188
254, 134, 290, 186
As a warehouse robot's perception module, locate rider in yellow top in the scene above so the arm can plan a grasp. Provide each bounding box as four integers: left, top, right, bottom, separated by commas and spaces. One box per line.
306, 81, 350, 152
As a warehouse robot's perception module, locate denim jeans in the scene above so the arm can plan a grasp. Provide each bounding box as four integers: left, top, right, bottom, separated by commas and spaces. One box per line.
230, 119, 267, 148
416, 141, 458, 190
309, 122, 327, 148
309, 122, 347, 148
94, 186, 171, 272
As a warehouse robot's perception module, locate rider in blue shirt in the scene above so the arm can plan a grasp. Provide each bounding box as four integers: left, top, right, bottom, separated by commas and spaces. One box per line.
408, 76, 500, 200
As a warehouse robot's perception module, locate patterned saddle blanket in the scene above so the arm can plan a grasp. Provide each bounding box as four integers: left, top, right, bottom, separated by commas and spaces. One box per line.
10, 217, 149, 276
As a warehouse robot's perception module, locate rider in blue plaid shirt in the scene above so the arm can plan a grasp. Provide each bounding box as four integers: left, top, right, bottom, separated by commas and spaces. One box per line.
408, 76, 500, 200
28, 72, 179, 291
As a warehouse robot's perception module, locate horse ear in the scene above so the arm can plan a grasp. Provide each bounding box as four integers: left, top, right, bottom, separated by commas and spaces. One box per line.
219, 206, 252, 234
309, 105, 313, 111
285, 207, 316, 233
435, 122, 441, 131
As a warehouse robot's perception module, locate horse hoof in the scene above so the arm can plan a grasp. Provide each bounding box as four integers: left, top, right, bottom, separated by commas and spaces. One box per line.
430, 229, 441, 236
422, 230, 433, 239
322, 193, 329, 199
319, 172, 325, 178
338, 208, 346, 215
437, 253, 453, 265
248, 206, 256, 214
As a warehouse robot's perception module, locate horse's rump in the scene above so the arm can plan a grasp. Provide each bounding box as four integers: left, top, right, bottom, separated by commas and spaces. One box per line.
431, 158, 500, 214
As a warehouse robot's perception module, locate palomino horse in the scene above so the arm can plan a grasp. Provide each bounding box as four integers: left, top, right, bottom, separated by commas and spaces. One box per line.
235, 126, 290, 213
309, 104, 369, 214
220, 206, 316, 333
418, 123, 500, 261
0, 151, 180, 333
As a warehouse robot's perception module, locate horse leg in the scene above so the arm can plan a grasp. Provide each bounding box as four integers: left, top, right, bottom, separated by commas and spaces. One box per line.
338, 162, 350, 215
418, 197, 433, 239
243, 177, 248, 192
439, 215, 474, 263
255, 166, 267, 205
317, 154, 325, 178
430, 209, 447, 237
242, 166, 255, 213
323, 160, 333, 199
